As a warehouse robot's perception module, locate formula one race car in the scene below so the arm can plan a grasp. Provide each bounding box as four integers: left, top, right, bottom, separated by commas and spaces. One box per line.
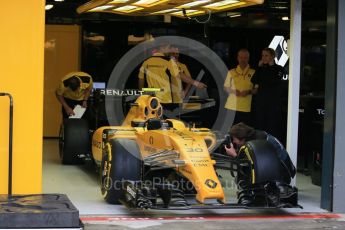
59, 95, 300, 209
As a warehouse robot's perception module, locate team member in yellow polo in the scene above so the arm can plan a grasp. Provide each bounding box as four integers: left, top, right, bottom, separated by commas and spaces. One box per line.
56, 71, 93, 119
224, 49, 255, 125
138, 44, 206, 111
170, 47, 193, 100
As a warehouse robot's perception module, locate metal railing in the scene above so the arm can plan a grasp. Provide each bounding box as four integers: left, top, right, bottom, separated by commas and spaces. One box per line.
0, 92, 13, 196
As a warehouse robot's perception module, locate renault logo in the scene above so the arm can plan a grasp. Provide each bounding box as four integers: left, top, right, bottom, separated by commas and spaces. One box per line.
205, 179, 217, 189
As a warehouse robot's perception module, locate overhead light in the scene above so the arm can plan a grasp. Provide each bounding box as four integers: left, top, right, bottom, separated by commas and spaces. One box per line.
109, 0, 129, 3
151, 9, 179, 14
308, 27, 320, 32
227, 12, 241, 17
77, 0, 265, 16
133, 0, 169, 8
54, 0, 64, 2
113, 5, 143, 13
171, 9, 205, 17
177, 0, 211, 9
203, 0, 244, 10
45, 4, 54, 10
282, 16, 289, 21
273, 6, 288, 9
88, 5, 113, 11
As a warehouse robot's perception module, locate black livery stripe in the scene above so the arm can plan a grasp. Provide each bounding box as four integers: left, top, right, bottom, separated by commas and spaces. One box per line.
165, 68, 174, 102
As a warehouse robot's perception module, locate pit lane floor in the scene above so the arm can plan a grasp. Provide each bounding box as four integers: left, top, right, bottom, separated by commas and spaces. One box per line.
82, 214, 345, 230
42, 139, 344, 229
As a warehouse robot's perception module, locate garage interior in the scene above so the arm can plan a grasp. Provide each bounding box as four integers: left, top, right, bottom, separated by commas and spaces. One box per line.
43, 0, 327, 215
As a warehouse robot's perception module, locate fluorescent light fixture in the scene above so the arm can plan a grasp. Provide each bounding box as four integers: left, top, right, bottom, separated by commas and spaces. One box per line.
54, 0, 64, 2
282, 16, 289, 21
151, 9, 179, 14
171, 9, 205, 17
133, 0, 168, 7
273, 6, 288, 9
113, 5, 144, 13
77, 0, 264, 16
203, 0, 239, 9
109, 0, 129, 3
308, 27, 320, 32
89, 5, 113, 11
177, 0, 211, 9
228, 12, 241, 18
45, 4, 54, 10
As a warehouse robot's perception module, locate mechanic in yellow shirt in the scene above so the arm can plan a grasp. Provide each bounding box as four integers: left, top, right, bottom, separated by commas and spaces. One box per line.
56, 71, 93, 118
224, 49, 255, 125
170, 47, 193, 100
138, 44, 206, 111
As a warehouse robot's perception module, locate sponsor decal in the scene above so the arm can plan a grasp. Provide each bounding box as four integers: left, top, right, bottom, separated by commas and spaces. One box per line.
100, 89, 144, 96
316, 109, 325, 115
205, 179, 217, 189
269, 35, 289, 68
126, 185, 137, 198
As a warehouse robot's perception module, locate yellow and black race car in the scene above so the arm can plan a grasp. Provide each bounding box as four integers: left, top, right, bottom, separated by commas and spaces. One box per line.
59, 95, 299, 209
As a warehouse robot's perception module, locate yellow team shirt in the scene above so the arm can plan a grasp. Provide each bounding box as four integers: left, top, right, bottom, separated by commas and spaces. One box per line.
224, 65, 255, 112
170, 61, 192, 103
56, 71, 93, 101
178, 62, 191, 78
138, 53, 180, 103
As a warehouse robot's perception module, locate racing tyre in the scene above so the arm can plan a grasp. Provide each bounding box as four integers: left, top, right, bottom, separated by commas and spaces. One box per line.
101, 139, 142, 204
238, 140, 282, 184
59, 119, 90, 165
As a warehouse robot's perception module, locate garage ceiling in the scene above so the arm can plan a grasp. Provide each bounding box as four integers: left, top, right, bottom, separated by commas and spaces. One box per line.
45, 0, 326, 29
76, 0, 264, 17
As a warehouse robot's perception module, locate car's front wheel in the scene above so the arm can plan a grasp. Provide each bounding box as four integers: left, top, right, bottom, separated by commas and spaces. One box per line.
101, 138, 142, 204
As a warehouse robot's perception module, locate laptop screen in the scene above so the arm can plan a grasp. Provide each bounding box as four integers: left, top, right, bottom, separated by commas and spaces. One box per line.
93, 82, 106, 90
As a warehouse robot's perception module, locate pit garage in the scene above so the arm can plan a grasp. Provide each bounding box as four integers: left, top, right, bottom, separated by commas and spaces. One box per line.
1, 0, 345, 229
41, 0, 326, 216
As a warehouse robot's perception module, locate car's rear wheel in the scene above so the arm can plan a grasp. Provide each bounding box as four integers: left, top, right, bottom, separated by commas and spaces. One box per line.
101, 138, 142, 204
59, 119, 90, 165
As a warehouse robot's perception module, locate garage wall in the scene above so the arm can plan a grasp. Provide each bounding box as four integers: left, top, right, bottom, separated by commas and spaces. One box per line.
44, 25, 81, 137
0, 1, 45, 194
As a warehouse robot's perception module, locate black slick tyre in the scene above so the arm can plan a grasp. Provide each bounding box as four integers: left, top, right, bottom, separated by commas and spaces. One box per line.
101, 138, 142, 204
59, 119, 90, 165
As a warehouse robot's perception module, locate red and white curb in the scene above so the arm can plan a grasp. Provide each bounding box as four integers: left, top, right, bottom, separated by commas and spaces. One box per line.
81, 213, 343, 222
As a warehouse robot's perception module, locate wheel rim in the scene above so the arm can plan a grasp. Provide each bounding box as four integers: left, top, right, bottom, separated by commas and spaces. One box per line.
101, 159, 112, 197
101, 144, 112, 197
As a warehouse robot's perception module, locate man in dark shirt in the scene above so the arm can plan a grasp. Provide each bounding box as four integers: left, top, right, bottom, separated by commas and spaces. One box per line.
223, 122, 296, 205
251, 48, 288, 143
224, 122, 296, 184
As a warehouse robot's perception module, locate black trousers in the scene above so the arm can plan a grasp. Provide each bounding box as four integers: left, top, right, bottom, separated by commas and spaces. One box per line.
230, 110, 252, 126
254, 103, 283, 143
